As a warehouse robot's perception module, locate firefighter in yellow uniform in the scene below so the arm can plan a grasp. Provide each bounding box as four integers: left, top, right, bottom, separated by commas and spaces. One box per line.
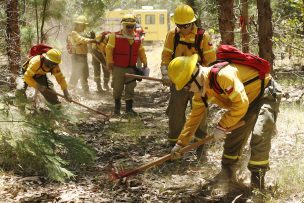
16, 49, 72, 105
168, 54, 282, 191
106, 14, 147, 115
91, 31, 111, 92
68, 15, 96, 93
160, 4, 216, 158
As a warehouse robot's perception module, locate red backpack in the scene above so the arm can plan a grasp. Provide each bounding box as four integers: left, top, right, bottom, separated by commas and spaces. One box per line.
209, 45, 271, 96
28, 44, 52, 57
22, 44, 52, 71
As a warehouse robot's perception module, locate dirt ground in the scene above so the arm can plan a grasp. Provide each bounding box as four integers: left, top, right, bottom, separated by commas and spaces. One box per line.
0, 44, 304, 202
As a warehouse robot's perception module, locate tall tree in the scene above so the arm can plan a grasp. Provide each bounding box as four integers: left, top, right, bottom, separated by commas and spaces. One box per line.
218, 0, 235, 45
241, 0, 249, 52
257, 0, 274, 69
6, 0, 21, 76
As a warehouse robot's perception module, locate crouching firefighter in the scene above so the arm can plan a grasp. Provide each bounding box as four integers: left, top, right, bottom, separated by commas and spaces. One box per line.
168, 54, 282, 191
105, 14, 147, 115
16, 48, 72, 107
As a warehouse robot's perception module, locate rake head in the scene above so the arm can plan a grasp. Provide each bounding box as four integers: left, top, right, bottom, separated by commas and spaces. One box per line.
109, 163, 127, 181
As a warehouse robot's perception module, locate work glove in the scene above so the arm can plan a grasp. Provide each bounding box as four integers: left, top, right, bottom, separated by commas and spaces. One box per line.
213, 125, 230, 141
36, 84, 47, 93
171, 143, 183, 159
160, 65, 171, 86
63, 89, 72, 102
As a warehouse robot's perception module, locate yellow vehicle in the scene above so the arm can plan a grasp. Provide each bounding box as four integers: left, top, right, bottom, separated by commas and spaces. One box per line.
103, 7, 168, 41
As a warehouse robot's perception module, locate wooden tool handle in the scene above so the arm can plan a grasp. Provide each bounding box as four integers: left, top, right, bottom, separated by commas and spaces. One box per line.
124, 73, 163, 82
118, 120, 245, 178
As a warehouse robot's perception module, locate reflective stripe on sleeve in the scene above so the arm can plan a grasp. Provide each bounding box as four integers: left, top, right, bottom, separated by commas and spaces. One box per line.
192, 100, 204, 107
163, 47, 173, 53
107, 43, 114, 48
203, 48, 215, 54
228, 91, 239, 100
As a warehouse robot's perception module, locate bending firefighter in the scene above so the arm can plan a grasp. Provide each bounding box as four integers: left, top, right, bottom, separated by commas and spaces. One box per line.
168, 54, 282, 191
16, 49, 72, 106
160, 4, 216, 158
67, 15, 97, 93
106, 14, 147, 115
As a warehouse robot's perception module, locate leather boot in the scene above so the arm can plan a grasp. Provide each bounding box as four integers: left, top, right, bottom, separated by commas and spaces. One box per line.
214, 165, 237, 183
114, 99, 121, 115
251, 171, 265, 191
126, 99, 137, 115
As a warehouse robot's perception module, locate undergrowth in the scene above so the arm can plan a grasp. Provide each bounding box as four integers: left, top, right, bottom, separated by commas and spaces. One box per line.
0, 90, 96, 182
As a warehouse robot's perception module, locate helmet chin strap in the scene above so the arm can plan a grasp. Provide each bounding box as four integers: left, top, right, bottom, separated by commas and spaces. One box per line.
187, 66, 203, 90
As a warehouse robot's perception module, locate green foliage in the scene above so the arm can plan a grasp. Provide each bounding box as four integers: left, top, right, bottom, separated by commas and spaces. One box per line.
0, 94, 96, 182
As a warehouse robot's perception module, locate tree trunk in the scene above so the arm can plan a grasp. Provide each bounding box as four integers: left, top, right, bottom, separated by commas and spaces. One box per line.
241, 0, 249, 52
6, 0, 21, 76
257, 0, 274, 70
218, 0, 235, 45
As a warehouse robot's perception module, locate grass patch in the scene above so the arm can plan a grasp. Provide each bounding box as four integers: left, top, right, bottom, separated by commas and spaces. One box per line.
268, 102, 304, 201
0, 93, 96, 182
106, 117, 146, 140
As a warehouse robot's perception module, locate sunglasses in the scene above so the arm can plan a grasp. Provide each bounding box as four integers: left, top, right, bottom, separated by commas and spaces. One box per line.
44, 59, 58, 68
126, 25, 135, 29
122, 18, 136, 23
176, 23, 192, 29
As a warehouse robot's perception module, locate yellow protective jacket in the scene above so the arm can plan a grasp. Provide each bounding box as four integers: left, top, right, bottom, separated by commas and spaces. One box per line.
178, 63, 272, 146
92, 32, 109, 54
23, 55, 68, 90
105, 31, 147, 66
68, 31, 91, 55
161, 26, 216, 66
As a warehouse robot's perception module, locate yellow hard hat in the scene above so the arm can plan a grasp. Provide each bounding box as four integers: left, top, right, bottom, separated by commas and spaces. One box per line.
74, 15, 88, 25
168, 54, 198, 91
44, 48, 62, 64
121, 14, 136, 24
174, 4, 196, 25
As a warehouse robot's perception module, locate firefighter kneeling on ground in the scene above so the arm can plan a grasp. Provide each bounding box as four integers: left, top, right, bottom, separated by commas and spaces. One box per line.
16, 49, 72, 107
106, 14, 147, 115
168, 54, 282, 191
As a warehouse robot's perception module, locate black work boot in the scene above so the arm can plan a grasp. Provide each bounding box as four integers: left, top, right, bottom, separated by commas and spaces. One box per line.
125, 99, 137, 115
214, 165, 237, 183
251, 171, 265, 191
114, 99, 121, 115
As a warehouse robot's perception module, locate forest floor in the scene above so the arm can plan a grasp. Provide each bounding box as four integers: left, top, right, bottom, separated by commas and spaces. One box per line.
0, 45, 304, 203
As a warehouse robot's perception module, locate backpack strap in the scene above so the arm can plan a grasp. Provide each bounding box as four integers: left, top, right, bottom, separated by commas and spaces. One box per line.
201, 96, 208, 108
195, 28, 205, 63
172, 28, 205, 63
209, 61, 229, 94
210, 61, 266, 99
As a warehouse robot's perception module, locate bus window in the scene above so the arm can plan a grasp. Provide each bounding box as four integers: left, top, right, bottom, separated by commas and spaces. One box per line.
159, 14, 165, 24
145, 14, 155, 24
